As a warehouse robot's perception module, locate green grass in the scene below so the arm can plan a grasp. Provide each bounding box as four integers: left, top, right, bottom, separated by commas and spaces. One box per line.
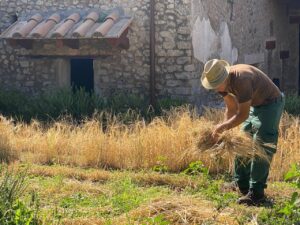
1, 163, 299, 224
22, 169, 172, 223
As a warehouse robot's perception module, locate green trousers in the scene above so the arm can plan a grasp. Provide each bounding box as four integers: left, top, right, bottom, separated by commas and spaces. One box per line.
234, 94, 285, 194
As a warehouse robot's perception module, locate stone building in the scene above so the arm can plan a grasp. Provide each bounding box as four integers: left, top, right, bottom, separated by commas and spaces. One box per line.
0, 0, 299, 107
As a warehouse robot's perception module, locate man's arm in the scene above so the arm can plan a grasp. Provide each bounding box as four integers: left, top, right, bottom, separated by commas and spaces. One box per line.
223, 100, 251, 130
223, 94, 239, 121
212, 99, 251, 138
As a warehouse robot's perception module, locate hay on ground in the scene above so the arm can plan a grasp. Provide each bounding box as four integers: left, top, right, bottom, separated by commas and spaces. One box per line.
116, 196, 238, 225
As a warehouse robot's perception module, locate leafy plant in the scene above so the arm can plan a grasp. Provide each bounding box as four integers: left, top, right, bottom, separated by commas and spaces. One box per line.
183, 161, 209, 176
0, 165, 40, 225
152, 156, 168, 174
277, 164, 300, 222
259, 164, 300, 224
258, 192, 300, 225
284, 163, 300, 188
142, 215, 170, 225
278, 192, 300, 217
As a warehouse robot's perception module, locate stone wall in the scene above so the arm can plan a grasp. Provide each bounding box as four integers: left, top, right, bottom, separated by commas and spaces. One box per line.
0, 0, 152, 96
191, 0, 299, 93
0, 0, 299, 107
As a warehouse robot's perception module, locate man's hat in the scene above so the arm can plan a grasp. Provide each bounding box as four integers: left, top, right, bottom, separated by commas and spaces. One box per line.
201, 59, 230, 89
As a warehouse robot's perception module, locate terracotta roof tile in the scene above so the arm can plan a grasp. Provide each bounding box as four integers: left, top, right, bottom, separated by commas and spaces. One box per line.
2, 9, 131, 39
72, 12, 99, 37
93, 11, 120, 37
52, 13, 81, 38
106, 11, 120, 21
0, 8, 132, 50
12, 14, 43, 38
31, 13, 61, 38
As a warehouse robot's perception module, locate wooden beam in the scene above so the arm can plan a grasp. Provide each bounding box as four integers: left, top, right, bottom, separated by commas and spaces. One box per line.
63, 39, 80, 49
17, 39, 34, 49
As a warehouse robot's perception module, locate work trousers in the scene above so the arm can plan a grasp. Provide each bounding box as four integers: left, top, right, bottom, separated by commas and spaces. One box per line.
234, 94, 285, 194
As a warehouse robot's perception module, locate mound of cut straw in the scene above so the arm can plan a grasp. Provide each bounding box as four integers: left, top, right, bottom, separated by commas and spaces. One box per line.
115, 196, 238, 225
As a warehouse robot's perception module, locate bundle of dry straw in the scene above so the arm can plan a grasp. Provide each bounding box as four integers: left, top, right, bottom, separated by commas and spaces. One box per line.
190, 122, 270, 162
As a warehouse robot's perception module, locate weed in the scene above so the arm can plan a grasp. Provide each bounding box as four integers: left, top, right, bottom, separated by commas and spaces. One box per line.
152, 156, 169, 174
284, 163, 300, 188
0, 165, 40, 225
141, 215, 171, 225
182, 161, 209, 176
258, 164, 300, 225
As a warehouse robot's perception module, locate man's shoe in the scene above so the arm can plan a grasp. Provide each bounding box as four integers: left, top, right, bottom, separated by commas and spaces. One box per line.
221, 181, 248, 195
237, 189, 265, 206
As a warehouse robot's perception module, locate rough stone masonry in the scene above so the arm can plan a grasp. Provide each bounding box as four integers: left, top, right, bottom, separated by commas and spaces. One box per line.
0, 0, 298, 107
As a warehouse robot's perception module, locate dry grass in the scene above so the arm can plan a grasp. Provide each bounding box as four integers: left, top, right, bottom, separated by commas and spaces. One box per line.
0, 108, 299, 180
131, 173, 202, 190
62, 219, 105, 225
115, 196, 239, 225
24, 164, 203, 190
28, 164, 111, 182
271, 112, 300, 180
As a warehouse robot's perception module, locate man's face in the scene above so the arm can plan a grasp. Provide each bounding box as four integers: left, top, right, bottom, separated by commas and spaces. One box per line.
215, 80, 227, 92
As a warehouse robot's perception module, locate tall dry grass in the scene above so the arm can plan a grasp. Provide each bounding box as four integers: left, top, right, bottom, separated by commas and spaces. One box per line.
0, 108, 299, 180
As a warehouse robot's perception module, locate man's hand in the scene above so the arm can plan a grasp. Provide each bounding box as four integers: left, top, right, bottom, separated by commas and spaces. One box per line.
212, 123, 227, 141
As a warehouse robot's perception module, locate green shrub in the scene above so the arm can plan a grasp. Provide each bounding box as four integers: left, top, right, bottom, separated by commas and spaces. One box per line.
0, 89, 32, 121
33, 88, 105, 120
152, 156, 169, 174
0, 165, 40, 225
0, 87, 187, 123
284, 93, 300, 115
182, 161, 209, 176
284, 163, 300, 188
156, 98, 186, 115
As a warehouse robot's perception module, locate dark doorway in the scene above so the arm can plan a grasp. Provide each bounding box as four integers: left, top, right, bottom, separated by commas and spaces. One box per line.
71, 59, 94, 92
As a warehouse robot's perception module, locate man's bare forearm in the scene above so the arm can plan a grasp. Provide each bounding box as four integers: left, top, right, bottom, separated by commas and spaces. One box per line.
222, 112, 248, 130
224, 109, 237, 121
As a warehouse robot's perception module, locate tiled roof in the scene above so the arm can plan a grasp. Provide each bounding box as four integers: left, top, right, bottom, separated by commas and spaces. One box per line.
0, 8, 132, 50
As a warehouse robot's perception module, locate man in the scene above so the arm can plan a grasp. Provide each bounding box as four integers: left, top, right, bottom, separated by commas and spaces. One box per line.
201, 59, 285, 205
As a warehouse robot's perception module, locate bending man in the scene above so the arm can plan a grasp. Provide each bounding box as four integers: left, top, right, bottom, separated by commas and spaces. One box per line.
201, 59, 285, 205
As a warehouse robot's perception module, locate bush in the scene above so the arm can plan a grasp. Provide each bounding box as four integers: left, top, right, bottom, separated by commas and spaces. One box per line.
0, 89, 32, 121
0, 165, 40, 225
0, 88, 186, 123
284, 93, 300, 115
182, 161, 209, 176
